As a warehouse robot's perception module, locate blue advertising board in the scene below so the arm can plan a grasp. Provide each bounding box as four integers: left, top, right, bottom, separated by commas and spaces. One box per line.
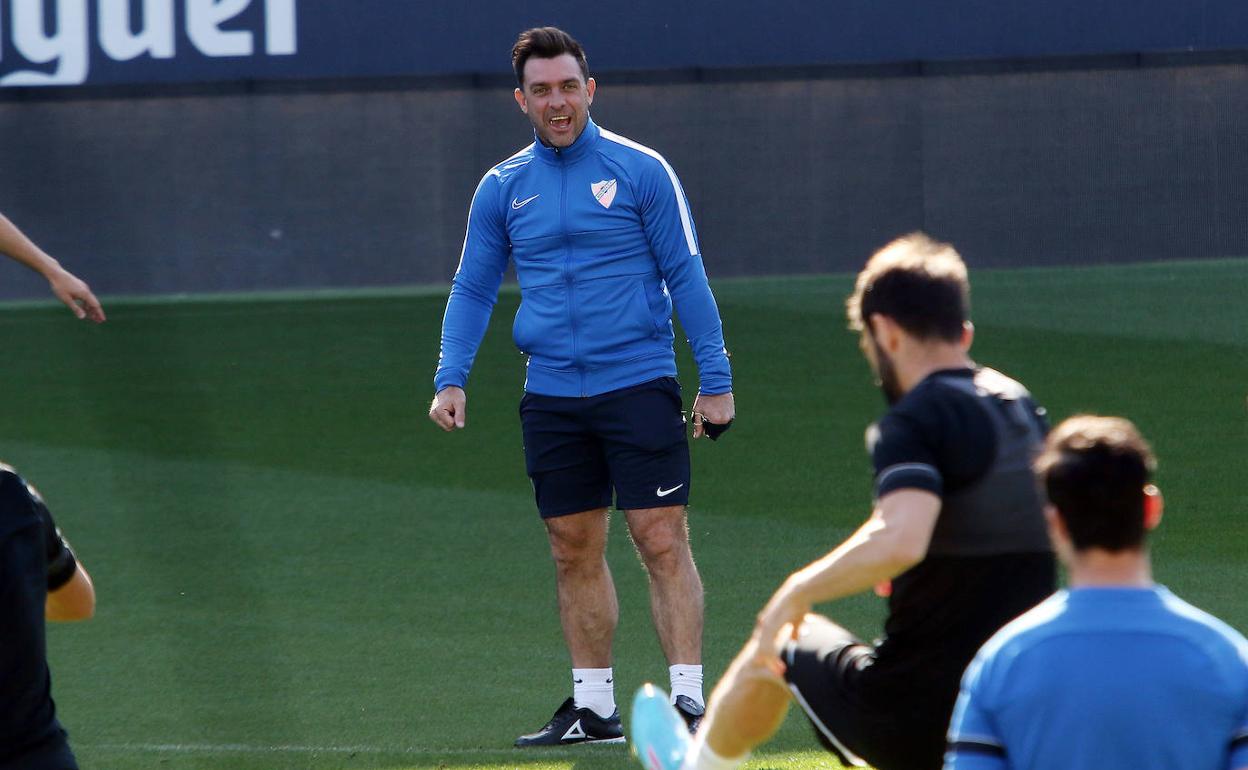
1, 0, 1246, 87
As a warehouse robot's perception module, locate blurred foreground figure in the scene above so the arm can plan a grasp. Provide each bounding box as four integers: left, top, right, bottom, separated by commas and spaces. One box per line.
0, 464, 96, 770
944, 415, 1248, 770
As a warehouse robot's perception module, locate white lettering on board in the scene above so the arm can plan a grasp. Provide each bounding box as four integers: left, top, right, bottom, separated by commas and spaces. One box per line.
0, 0, 298, 86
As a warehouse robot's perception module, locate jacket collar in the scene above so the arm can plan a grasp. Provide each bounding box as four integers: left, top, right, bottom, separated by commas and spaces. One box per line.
532, 117, 599, 164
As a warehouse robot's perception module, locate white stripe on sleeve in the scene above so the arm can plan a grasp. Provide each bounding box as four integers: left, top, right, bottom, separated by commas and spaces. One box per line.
875, 462, 940, 489
599, 129, 698, 256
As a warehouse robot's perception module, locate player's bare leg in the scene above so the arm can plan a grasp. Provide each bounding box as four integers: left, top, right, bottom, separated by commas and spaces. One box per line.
697, 632, 793, 760
626, 506, 703, 666
545, 507, 617, 667
631, 619, 794, 770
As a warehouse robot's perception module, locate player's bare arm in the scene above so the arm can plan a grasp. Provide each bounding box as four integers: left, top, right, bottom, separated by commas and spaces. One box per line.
46, 563, 95, 622
32, 488, 96, 621
0, 212, 106, 323
752, 489, 941, 653
691, 391, 735, 439
429, 386, 467, 431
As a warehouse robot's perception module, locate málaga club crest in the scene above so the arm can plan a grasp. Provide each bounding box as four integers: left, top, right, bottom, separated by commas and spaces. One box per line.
591, 179, 617, 209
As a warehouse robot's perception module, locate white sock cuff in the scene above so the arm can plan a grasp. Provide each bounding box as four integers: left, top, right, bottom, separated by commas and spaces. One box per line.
572, 667, 614, 687
686, 735, 748, 770
572, 668, 616, 719
669, 664, 705, 706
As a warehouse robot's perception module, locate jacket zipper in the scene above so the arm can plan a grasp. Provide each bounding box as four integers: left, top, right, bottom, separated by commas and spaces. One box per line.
556, 150, 585, 396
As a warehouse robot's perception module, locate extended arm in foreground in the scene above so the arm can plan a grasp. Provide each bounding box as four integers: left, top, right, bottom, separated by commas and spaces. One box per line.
0, 212, 105, 322
753, 488, 941, 650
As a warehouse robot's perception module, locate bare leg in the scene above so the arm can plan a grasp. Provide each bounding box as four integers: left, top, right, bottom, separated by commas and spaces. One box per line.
545, 508, 617, 667
625, 506, 703, 665
697, 630, 795, 759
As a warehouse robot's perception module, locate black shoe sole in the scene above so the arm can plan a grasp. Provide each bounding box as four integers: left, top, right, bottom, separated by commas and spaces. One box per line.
515, 736, 626, 747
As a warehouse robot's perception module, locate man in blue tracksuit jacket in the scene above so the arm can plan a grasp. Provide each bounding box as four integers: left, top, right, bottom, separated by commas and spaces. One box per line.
428, 27, 735, 746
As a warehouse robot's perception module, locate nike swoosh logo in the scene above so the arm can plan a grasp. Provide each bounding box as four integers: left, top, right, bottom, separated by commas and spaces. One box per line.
512, 194, 540, 209
656, 484, 684, 497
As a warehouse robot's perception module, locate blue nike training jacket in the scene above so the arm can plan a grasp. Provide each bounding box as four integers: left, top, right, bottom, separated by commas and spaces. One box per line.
434, 118, 733, 398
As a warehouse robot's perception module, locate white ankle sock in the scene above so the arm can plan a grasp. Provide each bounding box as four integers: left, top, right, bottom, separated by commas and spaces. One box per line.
685, 735, 748, 770
572, 667, 616, 719
669, 664, 704, 707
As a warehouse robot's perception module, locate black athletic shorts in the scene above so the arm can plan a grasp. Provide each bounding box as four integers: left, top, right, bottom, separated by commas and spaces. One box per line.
783, 616, 947, 770
519, 377, 690, 518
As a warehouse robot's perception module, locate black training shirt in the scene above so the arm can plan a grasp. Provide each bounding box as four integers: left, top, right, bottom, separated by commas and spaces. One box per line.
0, 470, 76, 770
860, 367, 1057, 721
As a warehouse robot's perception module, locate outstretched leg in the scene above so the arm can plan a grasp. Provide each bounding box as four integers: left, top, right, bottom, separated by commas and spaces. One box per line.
697, 628, 794, 760
631, 621, 793, 770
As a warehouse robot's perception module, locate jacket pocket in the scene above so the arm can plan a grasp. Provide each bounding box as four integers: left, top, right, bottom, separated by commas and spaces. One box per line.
577, 278, 668, 368
512, 285, 574, 368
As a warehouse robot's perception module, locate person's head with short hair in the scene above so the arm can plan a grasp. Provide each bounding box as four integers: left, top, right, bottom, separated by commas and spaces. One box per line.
511, 27, 595, 149
1035, 415, 1161, 555
512, 27, 589, 87
846, 233, 973, 403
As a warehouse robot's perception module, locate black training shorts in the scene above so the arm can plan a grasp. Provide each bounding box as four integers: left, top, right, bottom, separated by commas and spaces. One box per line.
784, 616, 948, 770
519, 377, 690, 518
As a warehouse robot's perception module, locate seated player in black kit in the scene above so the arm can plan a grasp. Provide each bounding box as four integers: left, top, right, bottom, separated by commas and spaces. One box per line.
0, 464, 95, 770
631, 233, 1057, 770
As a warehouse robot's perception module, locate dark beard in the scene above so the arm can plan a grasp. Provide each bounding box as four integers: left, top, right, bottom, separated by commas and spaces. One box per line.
873, 337, 904, 406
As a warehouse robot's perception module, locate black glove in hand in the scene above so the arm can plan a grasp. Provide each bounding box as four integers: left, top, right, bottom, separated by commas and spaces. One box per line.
702, 418, 733, 441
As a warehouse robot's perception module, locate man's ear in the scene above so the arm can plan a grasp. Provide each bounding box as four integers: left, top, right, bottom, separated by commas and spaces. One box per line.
864, 313, 880, 340
870, 314, 903, 354
586, 77, 596, 104
1143, 484, 1163, 530
1044, 504, 1069, 546
514, 87, 527, 114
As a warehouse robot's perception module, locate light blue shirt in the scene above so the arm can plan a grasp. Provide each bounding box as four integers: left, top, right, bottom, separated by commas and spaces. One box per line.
946, 586, 1248, 770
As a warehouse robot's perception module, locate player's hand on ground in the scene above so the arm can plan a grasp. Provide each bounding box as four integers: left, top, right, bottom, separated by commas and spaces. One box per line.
429, 386, 467, 431
48, 268, 105, 323
691, 391, 735, 438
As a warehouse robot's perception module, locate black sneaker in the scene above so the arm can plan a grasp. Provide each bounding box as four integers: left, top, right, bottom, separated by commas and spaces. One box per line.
515, 697, 625, 747
673, 695, 704, 734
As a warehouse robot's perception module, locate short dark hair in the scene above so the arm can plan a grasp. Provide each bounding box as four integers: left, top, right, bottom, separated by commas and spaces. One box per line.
512, 27, 589, 88
846, 232, 970, 342
1035, 415, 1157, 552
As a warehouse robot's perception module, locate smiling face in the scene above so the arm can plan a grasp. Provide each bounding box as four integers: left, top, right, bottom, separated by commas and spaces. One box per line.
514, 53, 595, 148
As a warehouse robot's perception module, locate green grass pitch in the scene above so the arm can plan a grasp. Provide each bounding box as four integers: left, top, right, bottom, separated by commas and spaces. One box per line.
0, 258, 1244, 770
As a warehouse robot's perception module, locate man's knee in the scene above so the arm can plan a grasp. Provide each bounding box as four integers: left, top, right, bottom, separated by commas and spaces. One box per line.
545, 509, 608, 571
794, 613, 856, 648
627, 507, 690, 567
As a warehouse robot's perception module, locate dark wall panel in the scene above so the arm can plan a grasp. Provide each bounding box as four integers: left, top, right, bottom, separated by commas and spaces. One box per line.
919, 66, 1248, 266
2, 63, 1248, 300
